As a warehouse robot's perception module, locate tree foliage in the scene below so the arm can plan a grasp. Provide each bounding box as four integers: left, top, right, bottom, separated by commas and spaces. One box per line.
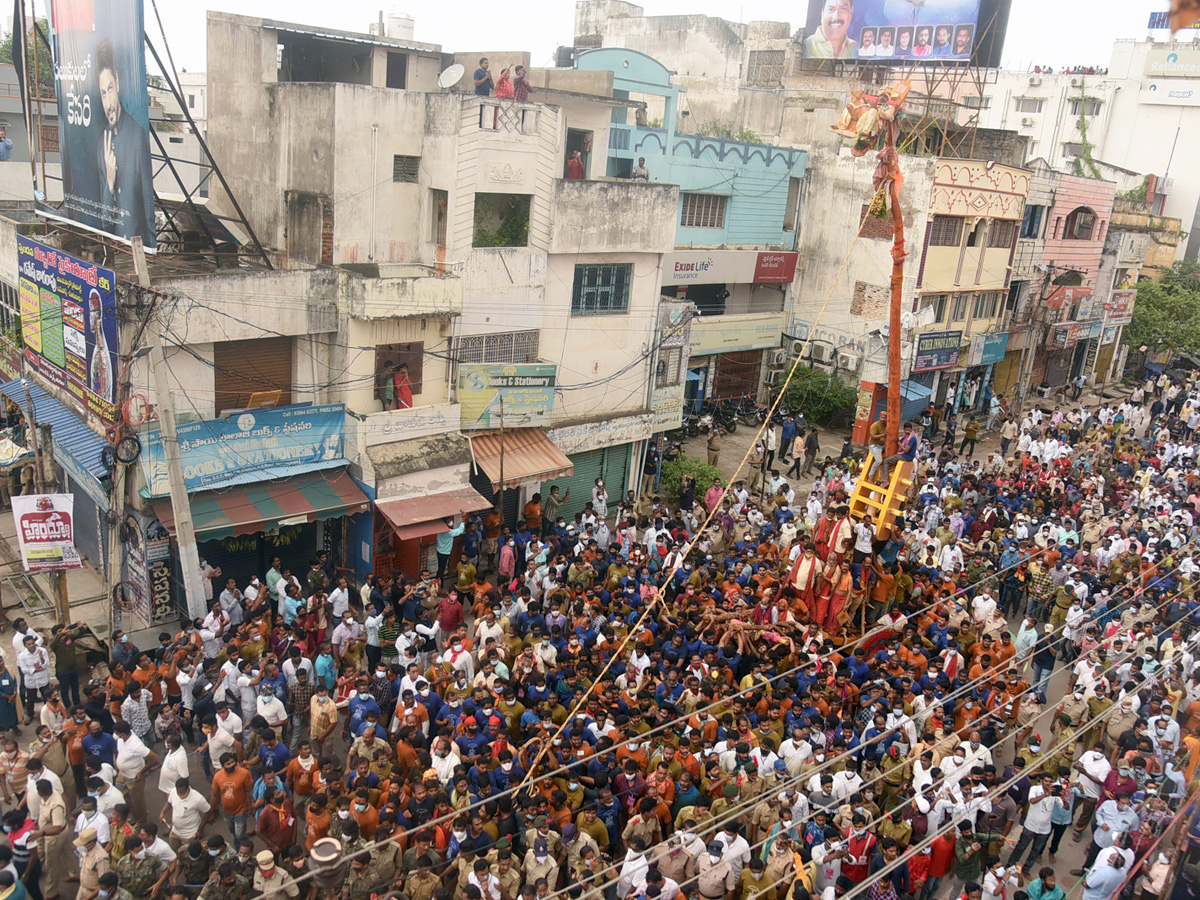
1125, 262, 1200, 356
0, 19, 56, 95
781, 364, 859, 424
660, 456, 722, 502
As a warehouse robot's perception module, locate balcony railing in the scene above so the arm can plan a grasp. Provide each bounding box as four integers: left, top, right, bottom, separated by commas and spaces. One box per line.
608, 123, 804, 170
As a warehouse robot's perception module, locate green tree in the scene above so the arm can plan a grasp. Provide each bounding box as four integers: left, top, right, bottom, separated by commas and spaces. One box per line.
660, 456, 722, 502
1125, 262, 1200, 356
0, 19, 56, 96
781, 364, 859, 423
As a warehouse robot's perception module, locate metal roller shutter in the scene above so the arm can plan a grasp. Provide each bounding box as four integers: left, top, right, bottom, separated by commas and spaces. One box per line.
549, 444, 631, 522
214, 337, 294, 415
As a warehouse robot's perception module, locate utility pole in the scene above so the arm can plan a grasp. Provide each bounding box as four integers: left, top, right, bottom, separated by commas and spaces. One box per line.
497, 395, 505, 528
137, 235, 204, 620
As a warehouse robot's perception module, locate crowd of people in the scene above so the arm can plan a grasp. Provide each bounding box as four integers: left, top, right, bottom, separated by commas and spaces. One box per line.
0, 375, 1198, 900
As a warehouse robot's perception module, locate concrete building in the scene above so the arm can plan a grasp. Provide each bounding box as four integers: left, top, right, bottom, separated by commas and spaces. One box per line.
971, 40, 1199, 258
573, 46, 805, 409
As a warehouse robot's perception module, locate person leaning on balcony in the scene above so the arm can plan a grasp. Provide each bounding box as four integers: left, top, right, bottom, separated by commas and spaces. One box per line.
632, 157, 649, 181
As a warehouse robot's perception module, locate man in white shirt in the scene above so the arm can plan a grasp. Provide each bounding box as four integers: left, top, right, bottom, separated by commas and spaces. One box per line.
938, 539, 964, 572
1072, 747, 1112, 840
140, 823, 178, 865
328, 577, 351, 619
157, 733, 190, 795
73, 795, 112, 845
114, 722, 158, 824
89, 777, 124, 816
161, 777, 211, 843
1005, 774, 1064, 870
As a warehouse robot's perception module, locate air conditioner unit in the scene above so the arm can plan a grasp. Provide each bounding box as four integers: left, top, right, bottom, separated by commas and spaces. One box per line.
766, 368, 787, 387
810, 343, 836, 365
1028, 76, 1042, 86
1070, 77, 1081, 87
790, 339, 809, 358
1020, 117, 1034, 127
769, 348, 787, 366
839, 352, 862, 372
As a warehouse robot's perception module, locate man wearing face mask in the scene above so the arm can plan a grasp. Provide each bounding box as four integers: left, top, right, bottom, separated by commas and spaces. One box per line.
696, 840, 736, 900
115, 836, 168, 900
252, 849, 297, 900
1074, 792, 1140, 874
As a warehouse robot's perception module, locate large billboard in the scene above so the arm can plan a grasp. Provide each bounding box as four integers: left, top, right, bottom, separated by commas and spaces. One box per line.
17, 236, 119, 424
44, 0, 156, 250
802, 0, 981, 63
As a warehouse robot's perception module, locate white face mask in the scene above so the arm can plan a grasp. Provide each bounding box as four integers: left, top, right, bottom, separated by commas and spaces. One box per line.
708, 854, 721, 865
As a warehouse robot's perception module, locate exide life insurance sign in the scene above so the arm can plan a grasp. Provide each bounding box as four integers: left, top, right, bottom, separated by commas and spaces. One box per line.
663, 250, 799, 285
12, 494, 82, 572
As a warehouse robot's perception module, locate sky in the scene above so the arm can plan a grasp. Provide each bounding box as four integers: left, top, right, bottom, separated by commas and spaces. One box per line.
147, 0, 1176, 78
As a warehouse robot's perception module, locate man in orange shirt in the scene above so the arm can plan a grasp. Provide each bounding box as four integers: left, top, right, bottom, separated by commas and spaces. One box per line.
349, 787, 380, 838
285, 740, 319, 818
62, 704, 89, 796
305, 792, 330, 851
209, 752, 254, 843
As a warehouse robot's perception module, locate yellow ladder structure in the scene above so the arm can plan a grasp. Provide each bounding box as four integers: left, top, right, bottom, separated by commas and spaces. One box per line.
848, 457, 914, 540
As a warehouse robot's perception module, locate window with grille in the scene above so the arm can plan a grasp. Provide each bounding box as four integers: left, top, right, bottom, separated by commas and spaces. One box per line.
457, 331, 540, 365
393, 155, 420, 183
971, 292, 1000, 319
1014, 97, 1044, 114
964, 95, 991, 109
928, 215, 964, 247
1021, 204, 1045, 239
656, 347, 684, 388
0, 281, 18, 335
1069, 99, 1101, 116
680, 193, 727, 229
951, 293, 969, 322
988, 220, 1017, 248
571, 264, 632, 316
39, 124, 59, 154
1062, 142, 1084, 158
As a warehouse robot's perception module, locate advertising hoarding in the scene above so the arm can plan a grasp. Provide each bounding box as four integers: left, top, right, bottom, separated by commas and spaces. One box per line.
662, 250, 799, 285
1145, 49, 1200, 78
912, 330, 962, 371
12, 493, 82, 571
651, 301, 693, 432
802, 0, 981, 62
45, 0, 156, 250
140, 404, 347, 496
1141, 82, 1200, 106
690, 314, 784, 355
967, 332, 1009, 367
459, 364, 555, 428
17, 236, 119, 424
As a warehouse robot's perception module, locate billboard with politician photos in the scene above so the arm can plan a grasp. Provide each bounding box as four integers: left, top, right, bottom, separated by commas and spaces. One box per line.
802, 0, 982, 63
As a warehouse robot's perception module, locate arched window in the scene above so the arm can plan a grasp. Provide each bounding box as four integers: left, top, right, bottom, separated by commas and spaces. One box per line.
1063, 206, 1097, 240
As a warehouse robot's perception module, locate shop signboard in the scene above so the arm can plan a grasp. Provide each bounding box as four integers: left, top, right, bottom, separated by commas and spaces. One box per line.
12, 493, 82, 571
912, 330, 962, 371
17, 236, 119, 424
141, 403, 347, 496
1145, 49, 1200, 77
1108, 289, 1135, 322
690, 314, 783, 355
1101, 325, 1119, 346
651, 301, 693, 432
458, 363, 555, 428
1048, 324, 1076, 351
146, 526, 175, 623
662, 250, 799, 285
967, 332, 1009, 367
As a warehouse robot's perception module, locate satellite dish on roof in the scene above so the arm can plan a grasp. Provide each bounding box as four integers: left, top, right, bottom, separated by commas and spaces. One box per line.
438, 64, 465, 90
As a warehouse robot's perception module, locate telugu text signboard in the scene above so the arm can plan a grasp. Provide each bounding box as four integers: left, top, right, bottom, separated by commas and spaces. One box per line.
459, 364, 555, 428
802, 0, 981, 62
967, 332, 1009, 367
17, 236, 119, 424
912, 330, 962, 371
140, 404, 347, 496
45, 0, 156, 249
12, 493, 82, 571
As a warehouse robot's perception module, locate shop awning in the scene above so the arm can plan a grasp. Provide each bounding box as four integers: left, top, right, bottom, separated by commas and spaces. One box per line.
0, 378, 110, 488
153, 469, 370, 540
376, 487, 493, 541
467, 428, 573, 490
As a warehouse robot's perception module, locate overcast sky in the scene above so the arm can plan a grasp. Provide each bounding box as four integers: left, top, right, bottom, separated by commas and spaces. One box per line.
150, 0, 1177, 77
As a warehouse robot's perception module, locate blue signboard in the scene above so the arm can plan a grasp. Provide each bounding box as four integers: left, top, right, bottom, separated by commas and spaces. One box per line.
968, 332, 1009, 366
913, 330, 962, 371
140, 404, 346, 496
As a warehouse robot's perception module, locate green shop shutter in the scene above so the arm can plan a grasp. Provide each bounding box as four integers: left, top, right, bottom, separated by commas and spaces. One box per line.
547, 444, 631, 522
